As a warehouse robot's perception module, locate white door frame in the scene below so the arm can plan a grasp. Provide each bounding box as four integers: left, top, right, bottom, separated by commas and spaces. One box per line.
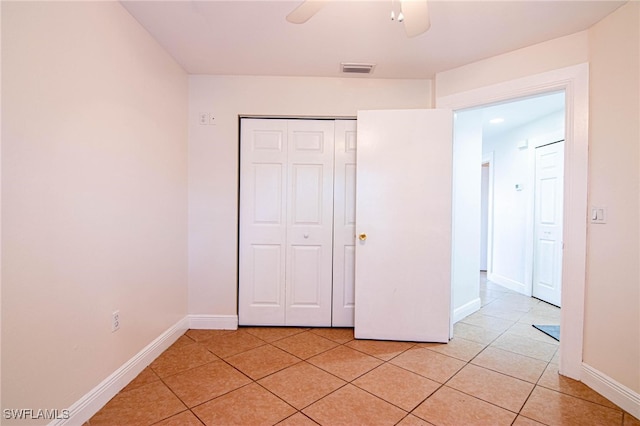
437, 63, 589, 381
482, 152, 495, 276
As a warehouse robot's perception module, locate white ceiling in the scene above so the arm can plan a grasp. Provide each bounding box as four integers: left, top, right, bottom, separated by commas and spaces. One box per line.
121, 0, 625, 79
479, 90, 565, 140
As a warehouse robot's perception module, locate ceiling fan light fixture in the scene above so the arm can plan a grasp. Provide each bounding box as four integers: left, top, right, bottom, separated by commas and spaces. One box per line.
341, 62, 376, 74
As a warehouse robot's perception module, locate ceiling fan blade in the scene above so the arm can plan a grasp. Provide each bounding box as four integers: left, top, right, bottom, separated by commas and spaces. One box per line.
400, 0, 431, 38
286, 0, 327, 24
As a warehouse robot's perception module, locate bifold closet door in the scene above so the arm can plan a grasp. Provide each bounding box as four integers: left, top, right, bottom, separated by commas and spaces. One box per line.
332, 120, 357, 327
239, 118, 335, 326
239, 119, 288, 325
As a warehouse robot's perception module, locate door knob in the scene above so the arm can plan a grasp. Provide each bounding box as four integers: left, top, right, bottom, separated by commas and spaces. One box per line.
358, 233, 367, 241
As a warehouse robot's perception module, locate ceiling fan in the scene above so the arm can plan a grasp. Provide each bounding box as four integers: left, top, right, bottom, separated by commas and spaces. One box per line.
286, 0, 431, 38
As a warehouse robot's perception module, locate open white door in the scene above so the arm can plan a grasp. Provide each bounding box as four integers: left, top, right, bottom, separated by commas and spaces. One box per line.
532, 141, 564, 307
354, 109, 453, 342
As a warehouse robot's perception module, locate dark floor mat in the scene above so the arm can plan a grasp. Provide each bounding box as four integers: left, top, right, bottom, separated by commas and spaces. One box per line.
532, 324, 560, 341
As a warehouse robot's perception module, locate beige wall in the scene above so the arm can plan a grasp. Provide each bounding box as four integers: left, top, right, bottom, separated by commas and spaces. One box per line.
436, 31, 589, 98
585, 1, 640, 393
1, 1, 188, 421
188, 76, 432, 315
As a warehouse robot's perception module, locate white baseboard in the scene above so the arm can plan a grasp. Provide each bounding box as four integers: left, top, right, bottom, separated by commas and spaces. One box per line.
50, 317, 189, 426
453, 297, 481, 323
189, 314, 238, 330
581, 363, 640, 419
487, 272, 529, 296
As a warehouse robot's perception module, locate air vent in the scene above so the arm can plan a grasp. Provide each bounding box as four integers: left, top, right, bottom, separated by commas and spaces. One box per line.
341, 63, 376, 74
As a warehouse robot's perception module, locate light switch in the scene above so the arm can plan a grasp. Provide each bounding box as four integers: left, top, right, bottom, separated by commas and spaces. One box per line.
591, 206, 607, 224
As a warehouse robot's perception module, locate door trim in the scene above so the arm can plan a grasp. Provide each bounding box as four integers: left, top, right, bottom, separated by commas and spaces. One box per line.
437, 63, 589, 381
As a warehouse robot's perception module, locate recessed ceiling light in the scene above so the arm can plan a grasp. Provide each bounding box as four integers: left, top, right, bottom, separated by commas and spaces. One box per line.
489, 118, 505, 124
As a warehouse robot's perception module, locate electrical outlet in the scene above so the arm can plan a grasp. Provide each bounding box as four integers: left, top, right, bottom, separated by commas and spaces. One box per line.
198, 112, 208, 125
112, 310, 120, 332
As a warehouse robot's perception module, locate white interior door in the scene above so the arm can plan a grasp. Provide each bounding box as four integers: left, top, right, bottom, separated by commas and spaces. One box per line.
284, 120, 335, 326
354, 109, 453, 342
532, 141, 564, 307
239, 119, 288, 325
332, 119, 357, 327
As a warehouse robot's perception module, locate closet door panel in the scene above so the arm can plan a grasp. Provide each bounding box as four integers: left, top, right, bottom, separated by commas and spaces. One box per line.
289, 245, 322, 305
250, 244, 283, 304
291, 164, 324, 224
239, 119, 288, 326
285, 120, 334, 326
332, 120, 357, 326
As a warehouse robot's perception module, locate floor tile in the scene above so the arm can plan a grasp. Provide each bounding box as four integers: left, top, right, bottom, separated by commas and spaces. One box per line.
508, 322, 560, 345
163, 360, 252, 407
419, 337, 486, 362
185, 329, 237, 342
530, 301, 561, 316
243, 326, 308, 342
511, 415, 547, 425
150, 343, 218, 378
308, 345, 382, 381
390, 347, 465, 383
480, 294, 498, 306
225, 344, 301, 380
309, 327, 355, 343
88, 381, 186, 426
272, 331, 339, 359
192, 383, 296, 426
121, 366, 160, 392
520, 386, 623, 425
170, 334, 197, 348
470, 346, 547, 383
499, 293, 541, 308
490, 332, 557, 361
446, 364, 534, 412
89, 275, 634, 426
459, 313, 515, 333
412, 386, 516, 426
151, 410, 204, 426
483, 298, 534, 313
477, 304, 528, 320
518, 310, 561, 325
345, 339, 414, 361
201, 329, 266, 358
625, 413, 640, 426
303, 384, 406, 425
537, 363, 619, 409
353, 363, 440, 411
276, 412, 319, 426
258, 361, 346, 409
396, 414, 435, 425
452, 321, 501, 345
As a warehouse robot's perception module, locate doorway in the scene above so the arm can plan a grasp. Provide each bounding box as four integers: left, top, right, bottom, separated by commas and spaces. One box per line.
438, 62, 589, 380
480, 91, 565, 305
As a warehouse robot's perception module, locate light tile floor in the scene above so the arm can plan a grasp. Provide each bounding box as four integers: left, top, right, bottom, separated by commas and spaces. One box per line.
88, 276, 640, 425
